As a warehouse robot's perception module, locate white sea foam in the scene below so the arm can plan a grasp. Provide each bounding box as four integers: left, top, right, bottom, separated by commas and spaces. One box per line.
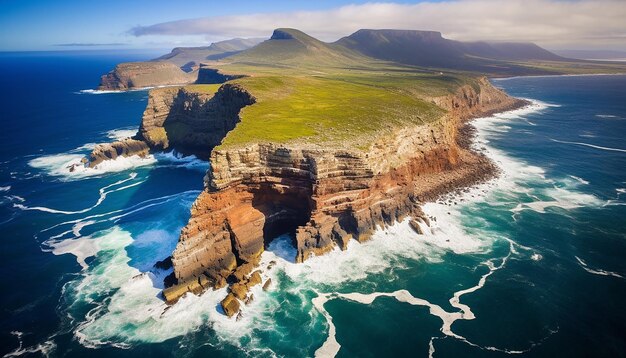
309, 99, 598, 356
155, 152, 209, 171
575, 256, 624, 279
66, 226, 236, 346
493, 73, 625, 81
314, 241, 536, 356
78, 89, 123, 95
70, 143, 97, 152
48, 235, 101, 269
14, 173, 142, 215
64, 209, 489, 351
550, 138, 626, 153
29, 152, 156, 180
568, 175, 589, 185
595, 114, 620, 119
105, 128, 137, 141
7, 195, 25, 203
78, 84, 180, 95
0, 186, 10, 192
57, 99, 596, 354
579, 132, 597, 138
468, 100, 604, 217
313, 294, 340, 358
3, 331, 56, 358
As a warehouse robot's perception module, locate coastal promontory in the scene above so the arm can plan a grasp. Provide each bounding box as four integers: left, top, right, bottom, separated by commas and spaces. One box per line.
85, 28, 625, 317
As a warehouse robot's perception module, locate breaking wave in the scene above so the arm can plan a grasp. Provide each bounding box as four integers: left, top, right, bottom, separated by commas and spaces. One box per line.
28, 153, 157, 180
38, 100, 607, 356
550, 138, 626, 153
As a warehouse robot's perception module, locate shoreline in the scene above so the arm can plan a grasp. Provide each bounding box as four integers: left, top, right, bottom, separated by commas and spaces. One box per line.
491, 72, 626, 81
411, 96, 529, 206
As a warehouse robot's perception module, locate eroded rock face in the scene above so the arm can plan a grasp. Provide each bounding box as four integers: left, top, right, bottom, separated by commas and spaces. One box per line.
98, 62, 195, 91
85, 84, 255, 168
87, 138, 149, 167
139, 84, 256, 158
165, 78, 524, 306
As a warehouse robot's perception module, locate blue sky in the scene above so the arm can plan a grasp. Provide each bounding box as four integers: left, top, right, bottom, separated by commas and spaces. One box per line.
1, 0, 625, 51
0, 0, 416, 50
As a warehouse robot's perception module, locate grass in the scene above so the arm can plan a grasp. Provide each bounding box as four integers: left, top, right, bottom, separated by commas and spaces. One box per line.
510, 60, 626, 75
183, 84, 222, 94
179, 29, 626, 152
214, 72, 446, 149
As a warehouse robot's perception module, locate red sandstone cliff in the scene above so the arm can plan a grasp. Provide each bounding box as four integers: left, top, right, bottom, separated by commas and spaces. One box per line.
162, 78, 525, 315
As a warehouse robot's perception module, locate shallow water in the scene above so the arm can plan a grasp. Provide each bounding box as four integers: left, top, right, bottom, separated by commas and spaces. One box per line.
0, 53, 625, 357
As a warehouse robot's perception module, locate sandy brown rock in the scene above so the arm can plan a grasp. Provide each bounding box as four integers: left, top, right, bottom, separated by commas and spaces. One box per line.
165, 78, 526, 307
262, 279, 272, 291
230, 283, 248, 300
248, 271, 262, 287
409, 219, 424, 235
220, 293, 240, 317
85, 84, 255, 167
87, 138, 149, 168
98, 62, 195, 91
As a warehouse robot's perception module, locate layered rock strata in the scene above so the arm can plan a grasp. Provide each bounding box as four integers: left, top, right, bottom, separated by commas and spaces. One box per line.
98, 62, 195, 91
164, 77, 525, 311
86, 84, 256, 167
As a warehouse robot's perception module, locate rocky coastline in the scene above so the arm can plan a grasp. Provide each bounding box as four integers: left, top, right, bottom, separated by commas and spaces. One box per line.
98, 62, 196, 91
84, 77, 526, 318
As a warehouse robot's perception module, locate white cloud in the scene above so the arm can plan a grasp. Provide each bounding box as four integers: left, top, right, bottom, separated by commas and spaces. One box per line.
129, 0, 626, 49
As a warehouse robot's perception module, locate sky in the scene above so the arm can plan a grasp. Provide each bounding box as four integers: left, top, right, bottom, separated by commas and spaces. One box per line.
1, 0, 625, 52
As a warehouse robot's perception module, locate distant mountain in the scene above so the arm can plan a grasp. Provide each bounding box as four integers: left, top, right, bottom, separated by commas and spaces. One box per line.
552, 49, 626, 61
223, 28, 367, 68
156, 38, 265, 71
97, 37, 264, 90
334, 29, 566, 72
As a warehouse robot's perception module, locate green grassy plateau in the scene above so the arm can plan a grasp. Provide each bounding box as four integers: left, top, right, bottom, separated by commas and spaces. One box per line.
174, 28, 626, 150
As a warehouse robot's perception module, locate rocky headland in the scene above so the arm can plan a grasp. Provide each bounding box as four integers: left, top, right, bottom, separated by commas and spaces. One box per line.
87, 83, 256, 166
85, 74, 524, 317
97, 38, 263, 91
88, 27, 612, 319
98, 62, 195, 91
161, 78, 524, 316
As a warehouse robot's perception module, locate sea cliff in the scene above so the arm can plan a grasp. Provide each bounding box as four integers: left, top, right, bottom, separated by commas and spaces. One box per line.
86, 83, 256, 167
156, 78, 524, 315
98, 62, 195, 91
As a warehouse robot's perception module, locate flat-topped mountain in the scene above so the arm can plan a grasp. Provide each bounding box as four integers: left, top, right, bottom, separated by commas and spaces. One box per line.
98, 37, 263, 90
335, 29, 565, 73
156, 37, 265, 70
98, 28, 626, 91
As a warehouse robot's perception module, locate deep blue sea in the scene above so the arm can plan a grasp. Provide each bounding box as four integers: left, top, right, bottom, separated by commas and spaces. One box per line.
0, 52, 625, 357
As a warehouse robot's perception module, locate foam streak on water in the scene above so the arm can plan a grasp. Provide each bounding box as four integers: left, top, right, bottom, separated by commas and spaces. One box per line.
308, 99, 601, 356
14, 173, 141, 215
24, 97, 615, 355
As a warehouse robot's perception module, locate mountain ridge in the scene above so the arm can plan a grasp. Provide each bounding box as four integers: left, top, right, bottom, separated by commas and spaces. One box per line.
334, 28, 566, 72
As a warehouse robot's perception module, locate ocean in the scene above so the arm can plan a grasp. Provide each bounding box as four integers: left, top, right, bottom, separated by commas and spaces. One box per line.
0, 52, 625, 357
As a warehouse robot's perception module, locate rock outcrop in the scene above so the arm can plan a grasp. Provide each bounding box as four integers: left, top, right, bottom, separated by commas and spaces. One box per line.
163, 78, 524, 312
98, 62, 195, 91
85, 84, 256, 167
196, 67, 245, 84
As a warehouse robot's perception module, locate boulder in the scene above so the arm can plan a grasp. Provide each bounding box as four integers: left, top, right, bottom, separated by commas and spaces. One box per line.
221, 293, 240, 317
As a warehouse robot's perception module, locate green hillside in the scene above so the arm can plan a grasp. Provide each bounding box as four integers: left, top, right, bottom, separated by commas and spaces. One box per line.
177, 28, 626, 150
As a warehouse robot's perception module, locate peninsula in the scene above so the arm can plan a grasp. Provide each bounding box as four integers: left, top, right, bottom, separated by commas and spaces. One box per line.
87, 28, 626, 318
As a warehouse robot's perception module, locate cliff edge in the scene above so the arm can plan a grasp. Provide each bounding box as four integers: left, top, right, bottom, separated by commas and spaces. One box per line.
86, 84, 256, 167
162, 78, 525, 316
98, 62, 195, 91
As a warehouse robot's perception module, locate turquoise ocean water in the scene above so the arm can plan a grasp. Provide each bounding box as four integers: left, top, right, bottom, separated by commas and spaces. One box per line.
0, 52, 625, 357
